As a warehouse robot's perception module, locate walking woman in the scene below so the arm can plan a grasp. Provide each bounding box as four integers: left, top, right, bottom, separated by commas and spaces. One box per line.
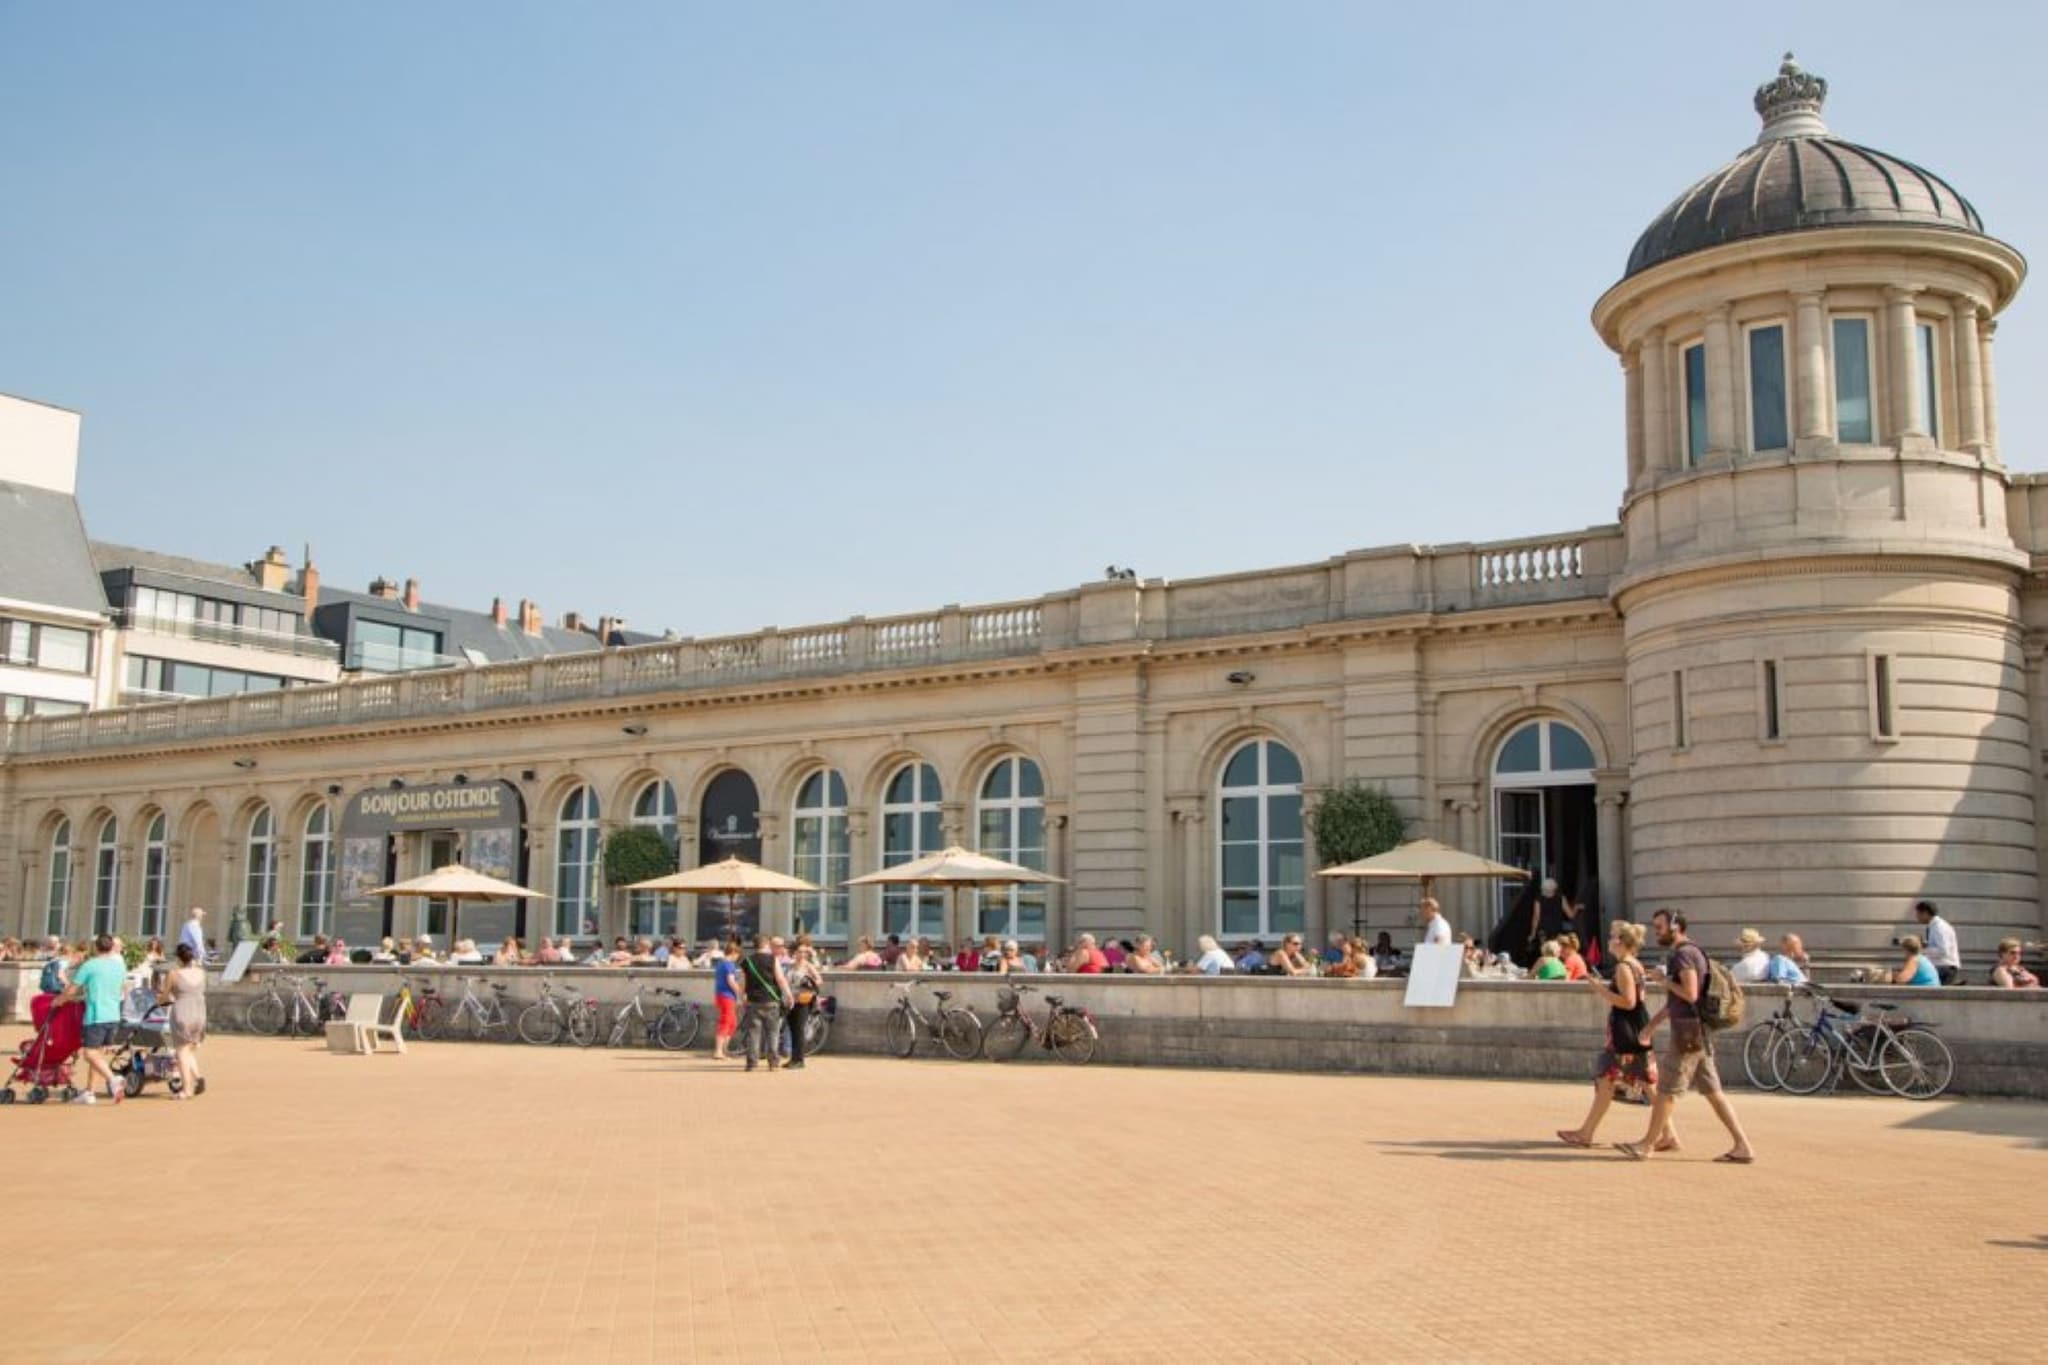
784, 943, 824, 1071
161, 942, 208, 1099
1556, 921, 1675, 1151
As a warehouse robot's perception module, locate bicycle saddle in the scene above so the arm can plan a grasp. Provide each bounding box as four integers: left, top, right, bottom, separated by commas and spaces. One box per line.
1045, 995, 1064, 1006
488, 982, 509, 992
656, 988, 681, 997
932, 990, 954, 1002
1863, 1001, 1896, 1013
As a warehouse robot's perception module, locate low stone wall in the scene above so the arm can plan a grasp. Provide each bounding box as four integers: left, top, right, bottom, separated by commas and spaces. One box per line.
183, 964, 2048, 1099
1, 964, 38, 1024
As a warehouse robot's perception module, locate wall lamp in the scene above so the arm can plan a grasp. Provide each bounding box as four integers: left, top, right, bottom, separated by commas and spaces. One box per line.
622, 722, 650, 737
326, 784, 343, 796
453, 773, 470, 785
1226, 671, 1256, 686
389, 778, 406, 789
232, 757, 258, 770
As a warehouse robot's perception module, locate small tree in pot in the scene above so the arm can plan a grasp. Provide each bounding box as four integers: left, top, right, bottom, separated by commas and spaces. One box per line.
1308, 781, 1407, 936
603, 826, 677, 939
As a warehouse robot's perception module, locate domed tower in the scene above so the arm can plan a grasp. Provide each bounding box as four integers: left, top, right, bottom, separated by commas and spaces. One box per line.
1592, 56, 2035, 961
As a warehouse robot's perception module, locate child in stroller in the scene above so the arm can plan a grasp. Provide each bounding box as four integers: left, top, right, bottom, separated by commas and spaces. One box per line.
3, 992, 85, 1104
110, 985, 181, 1099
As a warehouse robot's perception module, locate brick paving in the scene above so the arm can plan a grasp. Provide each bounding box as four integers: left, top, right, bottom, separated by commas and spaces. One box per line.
2, 1028, 2044, 1363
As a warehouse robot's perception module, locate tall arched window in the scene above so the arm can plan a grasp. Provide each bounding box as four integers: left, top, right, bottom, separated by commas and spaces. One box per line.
791, 769, 849, 941
140, 812, 170, 938
244, 806, 277, 929
45, 819, 73, 938
880, 762, 944, 938
91, 816, 120, 936
976, 756, 1046, 941
628, 779, 679, 938
1217, 739, 1304, 939
299, 805, 335, 938
1491, 718, 1598, 918
555, 785, 601, 938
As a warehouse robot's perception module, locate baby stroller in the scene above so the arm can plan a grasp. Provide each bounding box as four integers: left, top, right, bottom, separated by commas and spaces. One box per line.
3, 994, 84, 1104
112, 986, 181, 1099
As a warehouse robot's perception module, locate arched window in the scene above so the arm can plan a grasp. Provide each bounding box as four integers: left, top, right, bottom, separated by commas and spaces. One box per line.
299, 805, 335, 938
976, 756, 1046, 941
554, 785, 601, 938
1491, 719, 1597, 917
244, 806, 277, 928
1217, 740, 1304, 939
791, 769, 850, 941
880, 762, 944, 939
91, 816, 120, 936
45, 819, 73, 938
140, 812, 170, 938
628, 779, 679, 939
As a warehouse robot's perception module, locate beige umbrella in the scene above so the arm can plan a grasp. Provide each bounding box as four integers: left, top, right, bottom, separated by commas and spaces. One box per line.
844, 846, 1066, 949
625, 857, 820, 943
1316, 838, 1530, 935
366, 862, 547, 950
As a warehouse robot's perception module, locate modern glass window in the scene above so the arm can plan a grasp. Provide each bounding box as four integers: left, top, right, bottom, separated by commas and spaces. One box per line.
91, 817, 120, 936
1217, 739, 1304, 939
1917, 322, 1941, 442
244, 807, 277, 928
2, 695, 87, 718
1748, 324, 1788, 451
1833, 317, 1874, 442
124, 656, 288, 698
628, 780, 679, 939
140, 812, 169, 938
1683, 342, 1709, 465
0, 618, 94, 673
46, 818, 73, 938
975, 756, 1046, 941
790, 769, 850, 941
299, 805, 335, 937
554, 785, 601, 938
130, 588, 303, 639
353, 620, 444, 672
880, 762, 945, 939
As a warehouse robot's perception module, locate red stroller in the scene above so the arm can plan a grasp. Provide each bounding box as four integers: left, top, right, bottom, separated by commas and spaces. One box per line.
2, 993, 84, 1104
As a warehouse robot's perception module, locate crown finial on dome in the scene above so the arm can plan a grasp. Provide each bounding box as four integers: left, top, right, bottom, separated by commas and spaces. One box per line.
1754, 52, 1829, 142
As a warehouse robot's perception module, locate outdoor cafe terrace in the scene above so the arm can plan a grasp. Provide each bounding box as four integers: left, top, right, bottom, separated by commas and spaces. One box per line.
1, 528, 1618, 758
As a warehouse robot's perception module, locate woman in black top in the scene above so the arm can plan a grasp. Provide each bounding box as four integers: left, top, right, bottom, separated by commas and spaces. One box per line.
1555, 920, 1679, 1151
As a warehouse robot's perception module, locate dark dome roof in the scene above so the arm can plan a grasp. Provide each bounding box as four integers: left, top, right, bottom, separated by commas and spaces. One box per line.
1625, 57, 1986, 279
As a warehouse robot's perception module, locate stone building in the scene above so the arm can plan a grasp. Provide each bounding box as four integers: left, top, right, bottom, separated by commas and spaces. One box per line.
1, 58, 2042, 967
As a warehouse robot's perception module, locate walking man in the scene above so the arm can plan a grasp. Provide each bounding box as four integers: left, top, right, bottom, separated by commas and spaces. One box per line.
1617, 909, 1755, 1164
1915, 901, 1961, 986
179, 906, 207, 963
63, 934, 128, 1105
738, 932, 792, 1072
1419, 896, 1453, 947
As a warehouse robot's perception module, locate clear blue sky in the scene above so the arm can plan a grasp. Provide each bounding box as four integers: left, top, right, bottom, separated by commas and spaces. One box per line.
3, 3, 2041, 638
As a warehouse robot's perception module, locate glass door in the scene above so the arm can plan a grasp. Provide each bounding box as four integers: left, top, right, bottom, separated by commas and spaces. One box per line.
423, 834, 457, 940
1494, 789, 1544, 920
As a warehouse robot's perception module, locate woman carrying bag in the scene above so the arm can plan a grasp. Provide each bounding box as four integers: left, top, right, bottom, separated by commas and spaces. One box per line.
783, 944, 824, 1071
1555, 921, 1678, 1151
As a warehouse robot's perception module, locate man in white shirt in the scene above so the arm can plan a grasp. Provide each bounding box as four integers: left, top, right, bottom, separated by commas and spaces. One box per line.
178, 907, 207, 962
1731, 928, 1771, 983
1419, 897, 1452, 947
1915, 901, 1961, 985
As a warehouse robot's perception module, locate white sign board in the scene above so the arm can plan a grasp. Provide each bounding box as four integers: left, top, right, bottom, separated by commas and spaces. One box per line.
1402, 942, 1463, 1009
220, 939, 260, 985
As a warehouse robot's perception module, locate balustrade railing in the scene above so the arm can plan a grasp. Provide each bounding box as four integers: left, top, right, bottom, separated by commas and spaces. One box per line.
1477, 538, 1585, 589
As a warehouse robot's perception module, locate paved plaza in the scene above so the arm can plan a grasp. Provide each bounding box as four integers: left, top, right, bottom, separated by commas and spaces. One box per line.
2, 1029, 2043, 1363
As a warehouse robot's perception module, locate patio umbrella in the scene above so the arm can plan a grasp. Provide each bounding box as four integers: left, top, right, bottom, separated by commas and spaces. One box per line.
624, 857, 820, 943
366, 863, 547, 949
1316, 838, 1530, 934
844, 846, 1066, 950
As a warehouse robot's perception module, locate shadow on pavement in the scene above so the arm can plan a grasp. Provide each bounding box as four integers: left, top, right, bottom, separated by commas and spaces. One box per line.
1986, 1234, 2048, 1252
1891, 1100, 2048, 1150
1372, 1139, 1613, 1162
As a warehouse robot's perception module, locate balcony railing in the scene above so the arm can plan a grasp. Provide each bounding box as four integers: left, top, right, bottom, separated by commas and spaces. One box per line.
5, 527, 1621, 757
119, 611, 341, 662
345, 641, 468, 673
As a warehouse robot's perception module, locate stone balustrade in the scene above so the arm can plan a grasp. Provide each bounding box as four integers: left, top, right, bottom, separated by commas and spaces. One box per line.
2, 527, 1623, 758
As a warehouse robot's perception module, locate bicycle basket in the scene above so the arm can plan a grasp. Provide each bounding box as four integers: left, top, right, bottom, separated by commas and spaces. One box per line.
996, 987, 1021, 1014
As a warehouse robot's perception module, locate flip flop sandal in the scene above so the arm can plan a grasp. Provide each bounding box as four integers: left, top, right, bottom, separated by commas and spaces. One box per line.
1614, 1141, 1651, 1161
1556, 1131, 1593, 1149
1714, 1152, 1756, 1165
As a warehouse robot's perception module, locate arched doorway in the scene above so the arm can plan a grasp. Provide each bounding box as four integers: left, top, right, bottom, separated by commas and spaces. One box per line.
1491, 718, 1598, 924
698, 770, 762, 941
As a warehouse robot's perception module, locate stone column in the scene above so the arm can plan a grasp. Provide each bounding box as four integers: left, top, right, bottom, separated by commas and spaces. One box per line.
525, 829, 552, 942
1454, 799, 1483, 938
1595, 789, 1627, 925
1791, 287, 1830, 448
2027, 645, 2048, 941
1953, 301, 1987, 457
844, 816, 872, 945
674, 815, 699, 943
1042, 803, 1070, 956
755, 811, 786, 937
1981, 320, 2001, 461
1885, 286, 1926, 440
1175, 804, 1204, 956
1702, 305, 1737, 458
1639, 327, 1671, 481
1623, 346, 1645, 490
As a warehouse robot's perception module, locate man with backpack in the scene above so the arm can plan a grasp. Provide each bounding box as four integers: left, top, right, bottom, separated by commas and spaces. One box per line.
1616, 909, 1756, 1165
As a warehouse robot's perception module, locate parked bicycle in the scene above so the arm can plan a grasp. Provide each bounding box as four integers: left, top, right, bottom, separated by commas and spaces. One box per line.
392, 976, 445, 1039
432, 976, 515, 1042
606, 982, 702, 1050
245, 973, 342, 1037
1768, 985, 1954, 1099
517, 976, 600, 1047
884, 979, 983, 1059
982, 982, 1099, 1064
801, 995, 835, 1056
1740, 990, 1816, 1090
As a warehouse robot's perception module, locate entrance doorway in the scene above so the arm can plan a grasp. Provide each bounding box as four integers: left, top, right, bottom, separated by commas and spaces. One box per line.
697, 770, 762, 942
422, 833, 458, 940
1491, 719, 1599, 923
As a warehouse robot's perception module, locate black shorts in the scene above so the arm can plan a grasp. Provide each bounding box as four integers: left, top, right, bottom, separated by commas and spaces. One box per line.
81, 1022, 120, 1049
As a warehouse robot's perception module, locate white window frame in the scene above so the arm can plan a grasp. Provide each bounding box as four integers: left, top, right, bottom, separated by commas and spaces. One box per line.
790, 769, 850, 942
140, 812, 170, 938
1216, 739, 1305, 941
554, 785, 602, 939
1743, 319, 1791, 453
974, 756, 1047, 942
299, 805, 335, 938
46, 819, 72, 938
880, 762, 945, 940
91, 816, 120, 936
628, 779, 679, 939
1916, 319, 1943, 445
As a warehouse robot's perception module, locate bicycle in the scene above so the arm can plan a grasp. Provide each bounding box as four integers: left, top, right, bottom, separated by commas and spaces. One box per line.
517, 976, 600, 1047
245, 973, 340, 1037
1768, 986, 1954, 1099
438, 976, 515, 1042
391, 976, 446, 1039
607, 982, 701, 1050
982, 982, 1099, 1064
1740, 990, 1813, 1090
884, 979, 983, 1059
801, 995, 835, 1056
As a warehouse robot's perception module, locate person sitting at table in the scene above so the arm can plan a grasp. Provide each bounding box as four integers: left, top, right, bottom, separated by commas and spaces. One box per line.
1558, 933, 1589, 981
1233, 939, 1267, 973
410, 936, 439, 965
1123, 935, 1166, 974
1531, 939, 1569, 981
1269, 934, 1316, 977
1326, 937, 1376, 980
1765, 933, 1809, 986
1891, 935, 1940, 987
1989, 938, 2039, 989
371, 937, 398, 964
996, 940, 1032, 975
491, 937, 523, 967
843, 936, 886, 970
895, 939, 929, 974
1371, 933, 1401, 975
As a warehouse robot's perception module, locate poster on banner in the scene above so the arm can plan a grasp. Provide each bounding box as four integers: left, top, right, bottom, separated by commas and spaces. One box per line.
220, 939, 260, 985
1403, 942, 1463, 1008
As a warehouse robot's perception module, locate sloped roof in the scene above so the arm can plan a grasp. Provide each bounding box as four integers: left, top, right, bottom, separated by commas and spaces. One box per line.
1, 481, 110, 617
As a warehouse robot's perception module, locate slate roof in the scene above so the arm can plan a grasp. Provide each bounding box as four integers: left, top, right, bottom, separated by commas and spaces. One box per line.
0, 481, 111, 617
314, 586, 600, 664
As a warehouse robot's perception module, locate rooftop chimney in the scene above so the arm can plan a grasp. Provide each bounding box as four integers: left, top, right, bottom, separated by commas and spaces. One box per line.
597, 614, 621, 645
252, 545, 291, 592
299, 553, 321, 615
403, 577, 421, 612
562, 610, 586, 633
369, 576, 400, 600
518, 599, 542, 636
491, 597, 508, 628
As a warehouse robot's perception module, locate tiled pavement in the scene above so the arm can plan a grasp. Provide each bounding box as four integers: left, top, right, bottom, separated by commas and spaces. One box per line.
2, 1030, 2044, 1363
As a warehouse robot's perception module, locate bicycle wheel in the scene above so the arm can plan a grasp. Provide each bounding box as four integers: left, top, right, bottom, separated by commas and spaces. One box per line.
1741, 1022, 1786, 1091
245, 992, 286, 1037
884, 1008, 916, 1058
414, 997, 450, 1041
479, 1004, 512, 1041
983, 1015, 1031, 1062
1880, 1027, 1954, 1100
653, 1006, 700, 1052
1049, 1010, 1099, 1065
1770, 1030, 1837, 1095
938, 1009, 984, 1060
442, 1002, 477, 1042
517, 1002, 563, 1046
804, 1010, 830, 1056
566, 1006, 598, 1048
